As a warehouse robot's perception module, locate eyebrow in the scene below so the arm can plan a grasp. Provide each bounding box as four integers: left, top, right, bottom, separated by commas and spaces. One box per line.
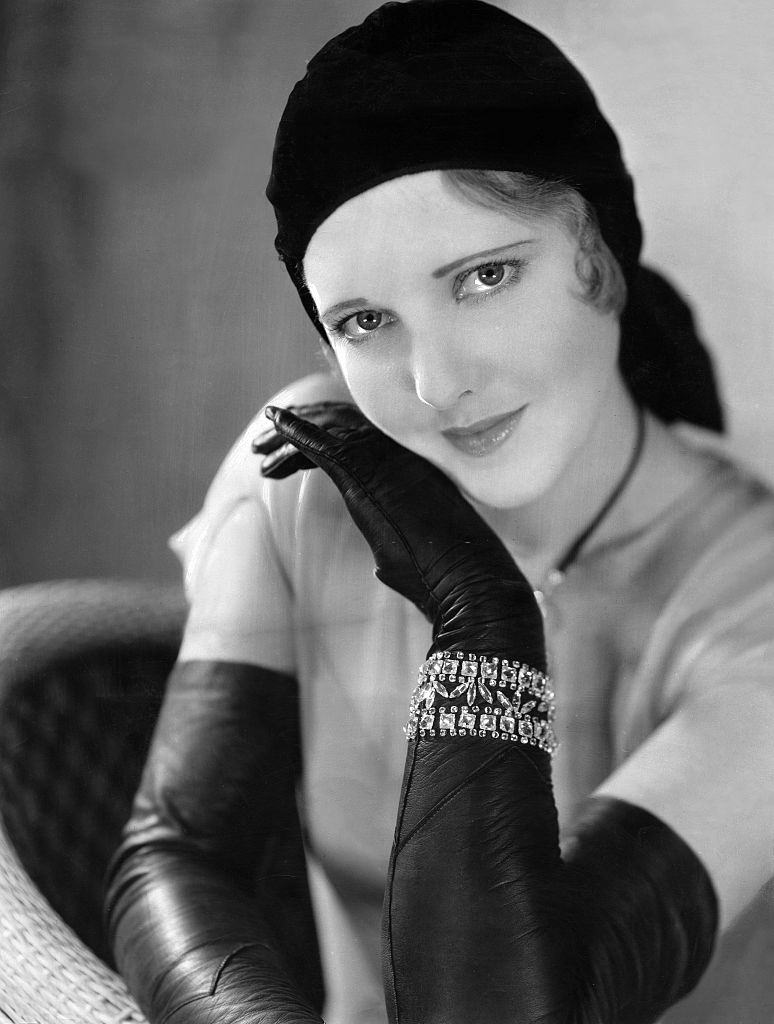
320, 297, 372, 326
318, 239, 536, 325
431, 239, 535, 278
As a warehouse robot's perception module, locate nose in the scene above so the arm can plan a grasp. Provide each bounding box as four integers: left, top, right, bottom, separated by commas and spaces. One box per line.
410, 324, 474, 411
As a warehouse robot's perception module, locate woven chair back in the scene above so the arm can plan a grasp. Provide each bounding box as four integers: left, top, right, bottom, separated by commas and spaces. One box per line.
0, 580, 186, 967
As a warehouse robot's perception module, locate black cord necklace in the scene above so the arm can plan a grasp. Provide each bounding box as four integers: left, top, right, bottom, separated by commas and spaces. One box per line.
534, 404, 646, 616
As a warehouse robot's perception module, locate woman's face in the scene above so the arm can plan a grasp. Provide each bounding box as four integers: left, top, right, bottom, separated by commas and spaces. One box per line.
303, 170, 627, 510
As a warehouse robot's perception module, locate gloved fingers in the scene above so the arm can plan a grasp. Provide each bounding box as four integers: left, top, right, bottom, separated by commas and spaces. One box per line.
251, 430, 285, 456
252, 402, 319, 455
264, 406, 365, 476
252, 403, 301, 455
268, 403, 373, 440
252, 401, 363, 456
259, 443, 316, 479
266, 404, 331, 449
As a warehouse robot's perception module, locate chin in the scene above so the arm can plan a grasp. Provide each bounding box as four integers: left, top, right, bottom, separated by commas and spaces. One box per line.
456, 475, 547, 512
426, 450, 554, 512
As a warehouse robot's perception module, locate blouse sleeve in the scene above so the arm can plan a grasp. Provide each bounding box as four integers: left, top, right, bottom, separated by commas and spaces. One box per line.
597, 502, 774, 931
170, 370, 351, 671
171, 494, 296, 671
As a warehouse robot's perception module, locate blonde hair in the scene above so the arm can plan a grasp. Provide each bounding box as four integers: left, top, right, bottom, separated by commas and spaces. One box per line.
444, 169, 627, 317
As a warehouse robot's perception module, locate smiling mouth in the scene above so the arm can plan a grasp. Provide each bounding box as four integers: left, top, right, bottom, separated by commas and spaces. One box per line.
441, 407, 526, 456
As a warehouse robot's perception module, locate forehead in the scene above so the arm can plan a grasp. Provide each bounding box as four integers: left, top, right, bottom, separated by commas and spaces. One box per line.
303, 170, 539, 302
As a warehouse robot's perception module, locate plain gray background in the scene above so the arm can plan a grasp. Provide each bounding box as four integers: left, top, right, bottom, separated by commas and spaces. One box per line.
1, 0, 772, 585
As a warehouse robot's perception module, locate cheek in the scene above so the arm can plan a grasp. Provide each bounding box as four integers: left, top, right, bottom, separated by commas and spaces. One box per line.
331, 348, 408, 430
517, 298, 620, 397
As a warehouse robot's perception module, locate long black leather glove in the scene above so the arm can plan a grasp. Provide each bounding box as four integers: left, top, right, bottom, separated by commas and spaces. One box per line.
104, 660, 325, 1024
262, 405, 718, 1024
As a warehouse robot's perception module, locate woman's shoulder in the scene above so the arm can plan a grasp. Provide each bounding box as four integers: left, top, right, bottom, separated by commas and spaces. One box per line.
651, 424, 774, 611
670, 423, 774, 546
596, 419, 774, 687
598, 415, 774, 594
170, 372, 355, 594
184, 370, 350, 513
637, 426, 774, 701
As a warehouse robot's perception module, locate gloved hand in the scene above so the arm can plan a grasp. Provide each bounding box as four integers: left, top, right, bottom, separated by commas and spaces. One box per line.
259, 404, 545, 669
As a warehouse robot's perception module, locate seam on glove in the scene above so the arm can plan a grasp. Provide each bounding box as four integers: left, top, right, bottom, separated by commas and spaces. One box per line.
209, 941, 268, 994
395, 741, 553, 855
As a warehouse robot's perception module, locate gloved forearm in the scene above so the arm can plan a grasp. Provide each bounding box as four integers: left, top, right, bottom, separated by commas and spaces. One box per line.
107, 845, 322, 1024
104, 660, 324, 1024
384, 729, 717, 1024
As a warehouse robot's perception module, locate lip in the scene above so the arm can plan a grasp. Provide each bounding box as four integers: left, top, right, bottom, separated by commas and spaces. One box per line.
441, 406, 525, 457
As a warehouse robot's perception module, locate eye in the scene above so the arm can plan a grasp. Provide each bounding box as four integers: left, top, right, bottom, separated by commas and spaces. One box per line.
454, 259, 525, 301
328, 309, 394, 343
354, 311, 382, 331
476, 264, 505, 287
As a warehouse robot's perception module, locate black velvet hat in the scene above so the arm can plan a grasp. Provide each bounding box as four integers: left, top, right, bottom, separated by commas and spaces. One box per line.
268, 0, 641, 283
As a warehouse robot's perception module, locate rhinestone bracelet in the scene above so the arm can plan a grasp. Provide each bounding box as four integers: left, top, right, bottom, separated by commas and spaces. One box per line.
405, 650, 558, 755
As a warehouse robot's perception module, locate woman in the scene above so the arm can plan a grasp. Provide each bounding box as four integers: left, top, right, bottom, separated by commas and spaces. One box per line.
105, 3, 774, 1022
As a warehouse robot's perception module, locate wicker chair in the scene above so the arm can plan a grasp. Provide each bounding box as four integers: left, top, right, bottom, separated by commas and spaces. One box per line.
0, 579, 188, 1024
